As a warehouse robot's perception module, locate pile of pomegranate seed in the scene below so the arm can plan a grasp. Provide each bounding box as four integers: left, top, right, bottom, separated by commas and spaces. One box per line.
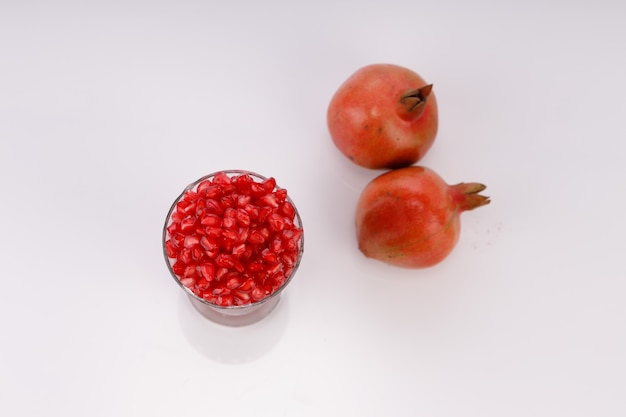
164, 171, 303, 307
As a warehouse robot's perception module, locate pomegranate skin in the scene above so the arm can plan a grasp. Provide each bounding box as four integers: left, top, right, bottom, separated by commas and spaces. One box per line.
327, 63, 438, 169
355, 166, 490, 268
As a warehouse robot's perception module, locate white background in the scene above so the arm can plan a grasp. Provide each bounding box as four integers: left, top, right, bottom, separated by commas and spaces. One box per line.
1, 1, 625, 416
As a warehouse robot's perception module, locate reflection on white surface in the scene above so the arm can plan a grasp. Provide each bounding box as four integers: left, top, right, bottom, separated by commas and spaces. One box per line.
177, 293, 289, 364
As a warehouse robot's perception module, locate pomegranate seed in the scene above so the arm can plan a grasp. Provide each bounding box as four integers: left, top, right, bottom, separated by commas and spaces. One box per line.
234, 173, 253, 190
191, 247, 204, 261
196, 180, 213, 195
274, 188, 288, 203
180, 248, 193, 264
236, 209, 251, 226
226, 275, 241, 289
248, 230, 265, 245
220, 195, 236, 209
244, 203, 260, 219
268, 213, 285, 232
199, 263, 215, 281
212, 287, 229, 296
205, 227, 222, 238
216, 254, 234, 268
236, 194, 252, 208
237, 227, 249, 243
180, 216, 196, 232
232, 243, 246, 257
251, 287, 266, 301
261, 248, 278, 264
262, 177, 276, 194
180, 277, 195, 288
165, 171, 302, 307
239, 278, 255, 291
222, 229, 239, 242
270, 238, 283, 254
258, 194, 279, 208
195, 277, 210, 290
232, 259, 245, 273
165, 240, 178, 258
212, 171, 232, 185
166, 222, 179, 236
218, 295, 234, 306
234, 290, 251, 303
200, 213, 221, 227
280, 201, 296, 219
205, 199, 223, 214
200, 236, 218, 251
183, 265, 197, 278
215, 267, 229, 281
222, 216, 237, 229
184, 235, 200, 248
266, 263, 282, 277
247, 262, 264, 273
172, 261, 186, 276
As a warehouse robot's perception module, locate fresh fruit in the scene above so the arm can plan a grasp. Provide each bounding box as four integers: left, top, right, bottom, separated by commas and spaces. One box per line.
163, 171, 304, 307
355, 166, 489, 268
327, 63, 438, 169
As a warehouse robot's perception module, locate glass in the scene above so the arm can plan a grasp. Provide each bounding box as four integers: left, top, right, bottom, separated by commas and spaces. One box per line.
162, 170, 304, 326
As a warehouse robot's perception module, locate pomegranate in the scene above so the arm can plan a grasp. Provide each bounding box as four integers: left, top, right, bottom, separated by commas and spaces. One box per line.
327, 63, 438, 169
163, 171, 304, 307
355, 166, 490, 268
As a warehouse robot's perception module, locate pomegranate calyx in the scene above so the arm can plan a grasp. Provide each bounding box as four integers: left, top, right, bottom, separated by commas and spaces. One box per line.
452, 182, 491, 212
400, 84, 433, 115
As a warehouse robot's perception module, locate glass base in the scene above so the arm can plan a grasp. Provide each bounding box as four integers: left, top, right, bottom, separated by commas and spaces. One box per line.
188, 294, 282, 327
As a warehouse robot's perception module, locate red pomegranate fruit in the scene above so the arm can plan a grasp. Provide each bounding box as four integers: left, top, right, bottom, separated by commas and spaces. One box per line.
327, 63, 438, 169
355, 166, 490, 268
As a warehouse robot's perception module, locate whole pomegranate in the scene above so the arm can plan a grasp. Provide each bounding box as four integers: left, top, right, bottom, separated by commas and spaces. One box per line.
355, 166, 490, 268
327, 63, 438, 169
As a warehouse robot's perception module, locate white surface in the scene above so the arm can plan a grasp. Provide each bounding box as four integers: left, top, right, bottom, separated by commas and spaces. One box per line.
1, 1, 625, 416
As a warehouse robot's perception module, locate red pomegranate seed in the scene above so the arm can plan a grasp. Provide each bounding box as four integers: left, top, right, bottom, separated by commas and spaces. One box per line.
196, 278, 210, 290
261, 248, 278, 264
239, 278, 255, 291
226, 275, 241, 289
180, 248, 193, 264
258, 194, 279, 208
165, 171, 302, 307
180, 277, 195, 288
165, 240, 178, 258
166, 222, 179, 236
232, 243, 246, 257
222, 229, 239, 242
218, 295, 234, 306
268, 213, 285, 232
262, 177, 276, 194
248, 230, 265, 245
200, 236, 218, 251
216, 253, 234, 268
200, 213, 221, 227
180, 216, 196, 232
274, 188, 287, 202
280, 201, 296, 219
270, 238, 282, 253
184, 235, 200, 248
215, 267, 229, 281
212, 171, 232, 185
233, 290, 251, 303
251, 287, 266, 301
199, 263, 215, 281
205, 227, 222, 238
183, 265, 197, 278
237, 194, 252, 207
